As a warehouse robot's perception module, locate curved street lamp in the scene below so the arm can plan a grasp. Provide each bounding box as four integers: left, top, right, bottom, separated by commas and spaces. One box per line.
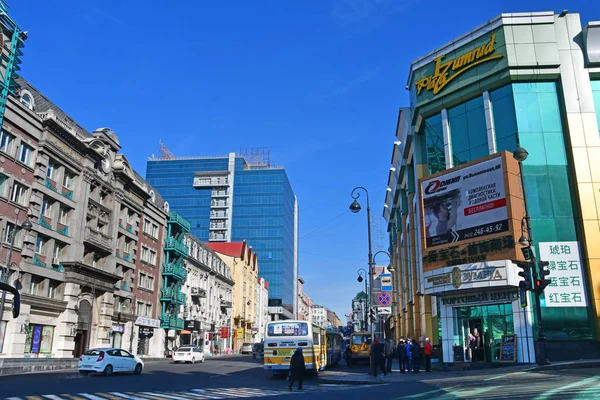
349, 186, 376, 376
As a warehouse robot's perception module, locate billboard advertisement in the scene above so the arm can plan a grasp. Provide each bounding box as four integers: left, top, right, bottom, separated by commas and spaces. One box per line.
420, 152, 525, 272
422, 156, 508, 248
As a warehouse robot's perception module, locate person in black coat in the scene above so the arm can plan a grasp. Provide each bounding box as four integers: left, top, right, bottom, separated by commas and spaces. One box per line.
288, 347, 306, 391
372, 339, 387, 377
412, 339, 421, 372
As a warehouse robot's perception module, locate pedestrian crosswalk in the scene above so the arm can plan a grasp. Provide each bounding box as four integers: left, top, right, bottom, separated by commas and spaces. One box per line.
4, 384, 364, 400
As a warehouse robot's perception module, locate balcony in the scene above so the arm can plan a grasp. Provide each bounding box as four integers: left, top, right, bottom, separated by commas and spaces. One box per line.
209, 212, 228, 219
193, 176, 229, 188
191, 287, 207, 298
160, 316, 185, 330
61, 187, 73, 200
123, 253, 132, 262
33, 254, 47, 268
220, 299, 232, 308
84, 226, 112, 253
57, 223, 69, 236
163, 263, 188, 280
212, 190, 228, 197
209, 223, 227, 230
39, 215, 52, 230
45, 177, 58, 192
164, 238, 189, 256
160, 288, 186, 304
210, 201, 228, 209
168, 212, 191, 232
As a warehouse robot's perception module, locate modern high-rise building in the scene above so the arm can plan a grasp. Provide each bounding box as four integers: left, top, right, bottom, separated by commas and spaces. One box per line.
146, 149, 298, 319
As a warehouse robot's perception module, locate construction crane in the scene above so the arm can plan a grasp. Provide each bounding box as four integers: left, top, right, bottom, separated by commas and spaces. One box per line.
0, 0, 27, 128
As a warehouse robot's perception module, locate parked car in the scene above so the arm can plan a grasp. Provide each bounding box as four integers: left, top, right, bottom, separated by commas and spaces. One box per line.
252, 342, 264, 359
240, 342, 253, 354
172, 346, 205, 363
78, 348, 144, 376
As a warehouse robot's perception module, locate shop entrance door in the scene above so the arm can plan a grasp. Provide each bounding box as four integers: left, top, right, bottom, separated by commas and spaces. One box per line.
454, 303, 514, 363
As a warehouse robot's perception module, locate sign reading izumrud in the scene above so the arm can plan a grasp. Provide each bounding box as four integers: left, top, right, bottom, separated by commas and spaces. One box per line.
539, 241, 587, 307
415, 33, 503, 96
422, 157, 509, 248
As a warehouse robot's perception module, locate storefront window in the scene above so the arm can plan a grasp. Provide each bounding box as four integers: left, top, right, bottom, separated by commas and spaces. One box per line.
592, 80, 600, 136
24, 325, 54, 354
0, 320, 6, 353
423, 114, 445, 175
453, 304, 514, 362
491, 82, 593, 341
448, 96, 488, 166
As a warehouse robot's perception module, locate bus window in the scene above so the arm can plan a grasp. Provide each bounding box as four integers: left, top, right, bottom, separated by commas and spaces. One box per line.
352, 335, 371, 345
267, 322, 309, 337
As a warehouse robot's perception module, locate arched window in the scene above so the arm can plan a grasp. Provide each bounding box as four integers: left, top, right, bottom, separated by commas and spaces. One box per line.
20, 91, 34, 110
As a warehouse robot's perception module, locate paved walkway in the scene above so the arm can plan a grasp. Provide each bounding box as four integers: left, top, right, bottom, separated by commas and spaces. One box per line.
317, 359, 600, 385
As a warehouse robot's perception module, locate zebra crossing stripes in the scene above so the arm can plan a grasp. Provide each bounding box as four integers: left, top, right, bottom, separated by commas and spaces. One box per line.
4, 384, 363, 400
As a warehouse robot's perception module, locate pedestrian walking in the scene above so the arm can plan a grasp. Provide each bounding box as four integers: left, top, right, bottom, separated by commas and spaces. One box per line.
344, 344, 353, 368
397, 338, 407, 373
385, 338, 396, 373
372, 339, 387, 376
288, 347, 306, 391
412, 339, 421, 372
424, 337, 433, 372
405, 338, 413, 373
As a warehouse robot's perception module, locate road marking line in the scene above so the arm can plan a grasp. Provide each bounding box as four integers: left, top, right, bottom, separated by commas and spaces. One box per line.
207, 389, 247, 398
139, 393, 192, 400
61, 395, 87, 400
167, 393, 209, 400
534, 376, 600, 400
190, 391, 221, 400
484, 371, 527, 381
108, 393, 150, 400
127, 394, 168, 400
4, 398, 23, 400
91, 394, 123, 400
43, 397, 67, 400
25, 397, 44, 400
78, 395, 110, 400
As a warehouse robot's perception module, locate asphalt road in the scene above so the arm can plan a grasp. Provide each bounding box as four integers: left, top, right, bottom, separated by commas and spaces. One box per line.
2, 356, 600, 400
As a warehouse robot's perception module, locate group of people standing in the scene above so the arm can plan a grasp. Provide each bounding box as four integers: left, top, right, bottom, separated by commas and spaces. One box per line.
371, 337, 434, 376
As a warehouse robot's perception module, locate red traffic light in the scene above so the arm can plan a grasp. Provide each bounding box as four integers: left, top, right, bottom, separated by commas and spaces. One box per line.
535, 280, 541, 287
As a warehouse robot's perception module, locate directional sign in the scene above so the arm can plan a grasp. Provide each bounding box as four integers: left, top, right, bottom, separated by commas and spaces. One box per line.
377, 306, 391, 315
377, 292, 391, 306
381, 273, 393, 291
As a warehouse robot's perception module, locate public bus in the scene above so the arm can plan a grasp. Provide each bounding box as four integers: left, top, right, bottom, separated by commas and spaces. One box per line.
347, 331, 371, 365
263, 320, 341, 376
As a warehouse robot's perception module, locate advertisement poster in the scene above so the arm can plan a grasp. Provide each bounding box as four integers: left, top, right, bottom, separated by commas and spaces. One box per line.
422, 157, 509, 247
539, 241, 587, 307
40, 326, 54, 353
31, 325, 42, 353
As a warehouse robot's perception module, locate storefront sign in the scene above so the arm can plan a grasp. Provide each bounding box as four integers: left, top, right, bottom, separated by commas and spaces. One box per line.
139, 327, 154, 338
111, 325, 125, 333
420, 152, 524, 273
135, 316, 161, 329
440, 290, 518, 306
424, 260, 515, 294
221, 327, 229, 338
415, 33, 503, 96
539, 242, 587, 307
236, 328, 244, 338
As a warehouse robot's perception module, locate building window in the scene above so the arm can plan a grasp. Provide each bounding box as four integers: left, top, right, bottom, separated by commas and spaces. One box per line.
151, 224, 158, 238
3, 223, 22, 248
63, 172, 73, 189
20, 92, 34, 110
0, 174, 6, 198
53, 244, 61, 260
18, 143, 34, 166
59, 207, 68, 224
41, 198, 52, 218
145, 304, 152, 318
448, 95, 488, 166
47, 161, 57, 180
35, 236, 45, 254
124, 239, 131, 253
29, 276, 43, 296
10, 182, 27, 205
24, 325, 54, 354
0, 320, 6, 353
139, 273, 147, 289
423, 114, 445, 175
48, 281, 59, 299
147, 276, 155, 290
143, 220, 151, 235
0, 130, 14, 155
136, 301, 144, 316
99, 192, 106, 205
150, 249, 157, 266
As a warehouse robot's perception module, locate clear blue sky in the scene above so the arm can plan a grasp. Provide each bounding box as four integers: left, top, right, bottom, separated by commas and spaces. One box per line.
12, 0, 596, 322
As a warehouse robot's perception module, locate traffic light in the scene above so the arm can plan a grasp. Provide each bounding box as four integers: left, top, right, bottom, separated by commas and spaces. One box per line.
516, 260, 533, 292
536, 260, 551, 294
369, 308, 375, 324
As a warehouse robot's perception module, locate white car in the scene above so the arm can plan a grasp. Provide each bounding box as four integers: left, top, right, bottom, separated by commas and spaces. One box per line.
240, 343, 253, 354
172, 346, 205, 363
78, 348, 144, 376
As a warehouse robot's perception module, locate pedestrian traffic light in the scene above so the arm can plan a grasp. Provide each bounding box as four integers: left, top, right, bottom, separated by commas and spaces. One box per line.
535, 260, 551, 294
516, 260, 533, 291
369, 308, 375, 324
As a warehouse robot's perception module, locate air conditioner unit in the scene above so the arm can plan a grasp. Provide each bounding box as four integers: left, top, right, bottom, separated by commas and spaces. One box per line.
52, 257, 60, 265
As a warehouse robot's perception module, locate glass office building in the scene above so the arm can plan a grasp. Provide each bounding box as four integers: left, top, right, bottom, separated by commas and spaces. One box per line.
384, 11, 600, 362
146, 152, 298, 318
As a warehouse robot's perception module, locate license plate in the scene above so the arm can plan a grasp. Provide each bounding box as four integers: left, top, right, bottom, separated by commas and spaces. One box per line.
284, 357, 291, 362
81, 365, 91, 368
278, 350, 292, 357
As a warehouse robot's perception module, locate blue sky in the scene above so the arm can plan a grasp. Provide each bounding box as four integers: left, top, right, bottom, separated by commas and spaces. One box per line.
12, 0, 596, 321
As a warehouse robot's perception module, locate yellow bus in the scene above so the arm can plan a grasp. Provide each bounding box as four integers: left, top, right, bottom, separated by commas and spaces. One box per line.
263, 320, 340, 376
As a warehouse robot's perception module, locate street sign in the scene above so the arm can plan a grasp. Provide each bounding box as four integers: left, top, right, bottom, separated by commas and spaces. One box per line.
519, 288, 527, 308
521, 246, 533, 261
377, 306, 391, 315
377, 292, 391, 306
381, 273, 393, 291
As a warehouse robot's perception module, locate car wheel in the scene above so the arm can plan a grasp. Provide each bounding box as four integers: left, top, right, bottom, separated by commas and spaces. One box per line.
191, 357, 195, 364
79, 371, 89, 376
103, 364, 113, 376
134, 363, 143, 375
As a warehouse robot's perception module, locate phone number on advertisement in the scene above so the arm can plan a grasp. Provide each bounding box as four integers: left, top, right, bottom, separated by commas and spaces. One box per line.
473, 223, 505, 236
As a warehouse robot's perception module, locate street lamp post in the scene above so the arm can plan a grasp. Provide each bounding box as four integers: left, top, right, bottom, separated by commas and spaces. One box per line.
243, 299, 251, 345
349, 186, 375, 376
356, 268, 368, 331
0, 215, 32, 319
513, 141, 550, 366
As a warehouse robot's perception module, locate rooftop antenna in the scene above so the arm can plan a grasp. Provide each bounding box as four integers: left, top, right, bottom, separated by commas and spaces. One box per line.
159, 140, 175, 159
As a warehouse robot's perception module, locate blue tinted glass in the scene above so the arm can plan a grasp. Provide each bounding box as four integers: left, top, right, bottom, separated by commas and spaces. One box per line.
513, 92, 542, 133
424, 113, 445, 174
449, 96, 487, 166
543, 132, 567, 166
538, 92, 562, 132
591, 81, 600, 136
520, 132, 547, 165
490, 86, 517, 140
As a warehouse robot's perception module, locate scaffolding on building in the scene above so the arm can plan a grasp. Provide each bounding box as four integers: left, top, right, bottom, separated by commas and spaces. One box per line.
0, 0, 27, 128
158, 140, 176, 159
238, 147, 275, 168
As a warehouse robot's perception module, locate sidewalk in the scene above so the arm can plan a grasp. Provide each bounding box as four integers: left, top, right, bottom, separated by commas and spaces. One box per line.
317, 359, 600, 385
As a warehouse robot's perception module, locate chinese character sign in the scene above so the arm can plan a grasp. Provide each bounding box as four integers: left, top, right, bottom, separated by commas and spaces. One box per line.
539, 242, 587, 308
